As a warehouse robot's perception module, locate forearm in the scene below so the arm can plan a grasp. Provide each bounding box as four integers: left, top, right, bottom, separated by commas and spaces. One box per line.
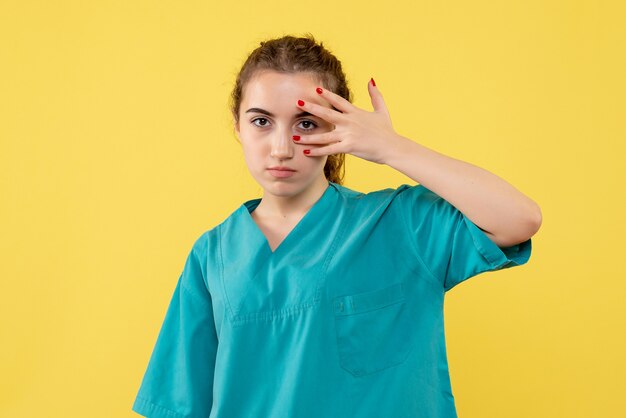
382, 135, 542, 247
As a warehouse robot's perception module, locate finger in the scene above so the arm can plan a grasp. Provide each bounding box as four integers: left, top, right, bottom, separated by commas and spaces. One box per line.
315, 86, 354, 114
296, 99, 341, 124
368, 78, 390, 117
303, 141, 344, 157
292, 131, 336, 145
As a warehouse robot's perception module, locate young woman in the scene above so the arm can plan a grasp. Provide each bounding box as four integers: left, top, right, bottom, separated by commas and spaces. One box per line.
132, 34, 541, 418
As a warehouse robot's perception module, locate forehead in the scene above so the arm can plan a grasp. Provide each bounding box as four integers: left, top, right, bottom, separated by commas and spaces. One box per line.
242, 71, 329, 109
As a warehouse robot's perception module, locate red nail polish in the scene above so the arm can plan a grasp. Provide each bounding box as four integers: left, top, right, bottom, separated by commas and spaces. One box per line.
371, 77, 376, 87
297, 99, 305, 106
316, 87, 323, 94
303, 149, 310, 155
293, 135, 300, 141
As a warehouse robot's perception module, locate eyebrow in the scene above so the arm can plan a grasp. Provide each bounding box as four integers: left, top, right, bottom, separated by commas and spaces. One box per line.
245, 107, 314, 118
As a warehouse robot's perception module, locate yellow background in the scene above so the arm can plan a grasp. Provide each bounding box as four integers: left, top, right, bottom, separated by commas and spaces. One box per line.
1, 0, 624, 417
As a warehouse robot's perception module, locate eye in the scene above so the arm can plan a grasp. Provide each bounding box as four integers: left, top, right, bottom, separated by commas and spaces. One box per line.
251, 118, 318, 132
251, 117, 270, 128
298, 120, 318, 131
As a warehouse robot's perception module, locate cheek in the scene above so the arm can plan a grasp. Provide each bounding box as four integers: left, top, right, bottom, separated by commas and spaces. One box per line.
241, 144, 263, 166
301, 153, 328, 170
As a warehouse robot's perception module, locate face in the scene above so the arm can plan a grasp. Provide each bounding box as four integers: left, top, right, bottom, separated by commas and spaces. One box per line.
234, 70, 335, 197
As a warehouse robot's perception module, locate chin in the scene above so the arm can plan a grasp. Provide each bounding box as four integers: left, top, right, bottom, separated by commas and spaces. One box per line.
265, 177, 312, 195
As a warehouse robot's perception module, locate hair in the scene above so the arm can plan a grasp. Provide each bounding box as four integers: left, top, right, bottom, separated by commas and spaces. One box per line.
229, 33, 351, 185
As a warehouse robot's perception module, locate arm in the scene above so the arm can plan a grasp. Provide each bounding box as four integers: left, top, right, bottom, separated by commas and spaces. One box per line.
381, 135, 542, 248
292, 82, 541, 247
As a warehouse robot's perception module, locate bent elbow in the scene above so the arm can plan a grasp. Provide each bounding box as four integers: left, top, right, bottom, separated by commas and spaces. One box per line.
530, 203, 543, 235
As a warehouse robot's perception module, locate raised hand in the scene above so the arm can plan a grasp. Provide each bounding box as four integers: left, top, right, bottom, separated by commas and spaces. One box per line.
293, 79, 406, 165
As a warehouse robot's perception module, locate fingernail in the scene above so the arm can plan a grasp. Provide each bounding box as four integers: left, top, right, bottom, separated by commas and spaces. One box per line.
293, 135, 300, 141
316, 87, 323, 94
371, 77, 376, 87
303, 149, 310, 155
297, 99, 305, 106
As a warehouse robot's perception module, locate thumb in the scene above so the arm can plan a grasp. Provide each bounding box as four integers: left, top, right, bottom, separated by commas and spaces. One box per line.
368, 78, 390, 117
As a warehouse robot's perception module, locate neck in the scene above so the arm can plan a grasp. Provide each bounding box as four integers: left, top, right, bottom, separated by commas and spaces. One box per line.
257, 177, 329, 219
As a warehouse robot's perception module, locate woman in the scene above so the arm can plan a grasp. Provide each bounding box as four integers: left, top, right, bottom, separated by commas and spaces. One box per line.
132, 34, 541, 418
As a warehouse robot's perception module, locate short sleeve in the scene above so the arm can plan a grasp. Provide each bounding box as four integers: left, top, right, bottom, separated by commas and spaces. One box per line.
396, 184, 532, 292
132, 236, 218, 418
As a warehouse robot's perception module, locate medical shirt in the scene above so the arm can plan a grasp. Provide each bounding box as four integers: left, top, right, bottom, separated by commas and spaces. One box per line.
132, 181, 532, 418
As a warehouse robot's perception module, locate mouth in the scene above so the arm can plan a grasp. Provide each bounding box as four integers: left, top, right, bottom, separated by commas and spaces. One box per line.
267, 166, 296, 172
267, 167, 296, 178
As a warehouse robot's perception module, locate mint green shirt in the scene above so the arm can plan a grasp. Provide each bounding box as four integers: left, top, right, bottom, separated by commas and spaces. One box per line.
132, 181, 532, 418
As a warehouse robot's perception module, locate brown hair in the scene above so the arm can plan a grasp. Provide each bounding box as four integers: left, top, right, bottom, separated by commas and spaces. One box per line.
229, 33, 351, 185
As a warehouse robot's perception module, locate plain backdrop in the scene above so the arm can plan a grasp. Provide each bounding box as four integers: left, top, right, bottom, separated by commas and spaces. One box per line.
1, 0, 624, 417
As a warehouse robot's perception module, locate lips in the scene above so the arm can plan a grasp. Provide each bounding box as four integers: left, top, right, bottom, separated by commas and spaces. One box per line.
267, 167, 296, 178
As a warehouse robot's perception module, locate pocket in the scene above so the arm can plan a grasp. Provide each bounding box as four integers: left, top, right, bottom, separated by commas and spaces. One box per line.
332, 280, 414, 377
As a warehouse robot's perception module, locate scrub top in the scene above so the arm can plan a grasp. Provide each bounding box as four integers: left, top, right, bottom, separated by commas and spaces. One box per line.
132, 181, 532, 418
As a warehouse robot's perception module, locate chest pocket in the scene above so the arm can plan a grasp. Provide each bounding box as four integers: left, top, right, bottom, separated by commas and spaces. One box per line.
332, 280, 414, 377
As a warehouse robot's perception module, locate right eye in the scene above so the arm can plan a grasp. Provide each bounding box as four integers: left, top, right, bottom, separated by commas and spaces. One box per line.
251, 117, 270, 128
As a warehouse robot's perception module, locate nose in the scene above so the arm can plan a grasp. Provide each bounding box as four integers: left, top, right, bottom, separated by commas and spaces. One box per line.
270, 127, 295, 160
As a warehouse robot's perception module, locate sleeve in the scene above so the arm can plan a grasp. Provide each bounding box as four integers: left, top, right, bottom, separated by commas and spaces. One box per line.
132, 236, 218, 418
396, 184, 533, 292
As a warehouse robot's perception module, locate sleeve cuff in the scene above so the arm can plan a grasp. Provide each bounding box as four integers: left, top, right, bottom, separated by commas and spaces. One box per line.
132, 396, 185, 418
462, 216, 533, 271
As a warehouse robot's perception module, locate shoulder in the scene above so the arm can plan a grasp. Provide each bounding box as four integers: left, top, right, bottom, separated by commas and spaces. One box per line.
190, 223, 224, 260
333, 182, 439, 210
189, 200, 252, 255
187, 218, 229, 263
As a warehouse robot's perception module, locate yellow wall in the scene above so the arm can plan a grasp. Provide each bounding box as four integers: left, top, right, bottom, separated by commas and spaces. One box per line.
1, 1, 624, 417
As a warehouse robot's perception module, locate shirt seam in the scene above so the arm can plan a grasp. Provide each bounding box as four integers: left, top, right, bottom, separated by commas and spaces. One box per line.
398, 195, 444, 290
180, 280, 211, 306
180, 247, 212, 306
442, 216, 469, 292
217, 223, 235, 322
463, 216, 502, 269
134, 395, 186, 418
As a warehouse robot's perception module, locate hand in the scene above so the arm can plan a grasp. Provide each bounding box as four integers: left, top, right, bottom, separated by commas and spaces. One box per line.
294, 80, 405, 165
